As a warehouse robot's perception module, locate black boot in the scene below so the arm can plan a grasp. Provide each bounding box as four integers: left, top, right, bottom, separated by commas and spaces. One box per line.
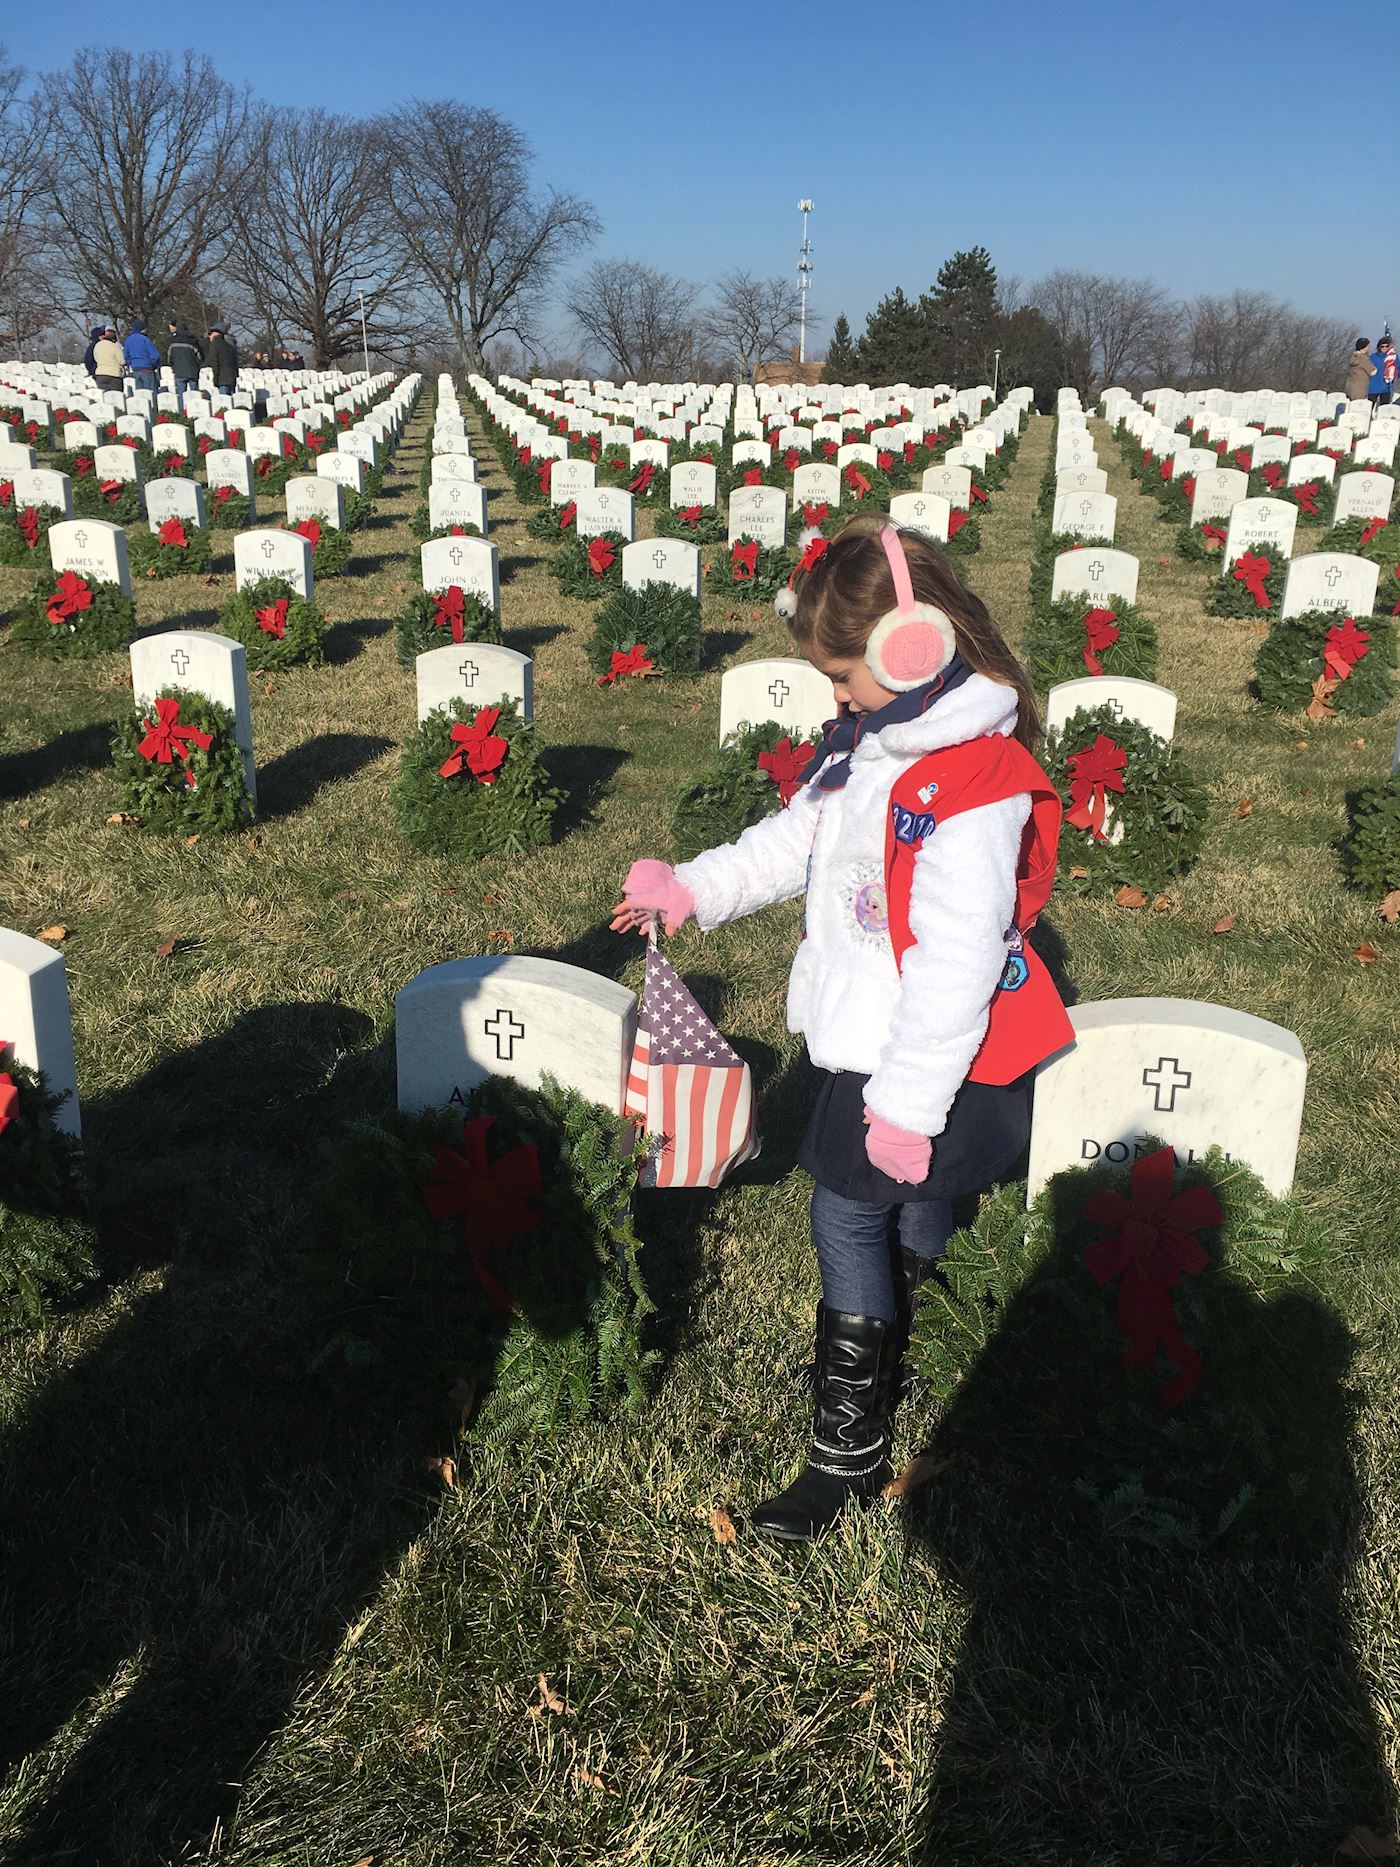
893, 1245, 948, 1397
750, 1308, 897, 1542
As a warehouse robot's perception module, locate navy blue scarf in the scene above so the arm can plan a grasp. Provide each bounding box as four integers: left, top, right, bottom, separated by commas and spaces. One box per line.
803, 656, 973, 790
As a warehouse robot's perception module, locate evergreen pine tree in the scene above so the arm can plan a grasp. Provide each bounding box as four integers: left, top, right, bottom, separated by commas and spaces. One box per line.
929, 246, 1000, 385
855, 287, 931, 385
822, 312, 859, 382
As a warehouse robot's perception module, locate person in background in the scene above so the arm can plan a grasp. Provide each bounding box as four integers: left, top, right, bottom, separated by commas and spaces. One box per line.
92, 325, 125, 394
1346, 338, 1373, 404
123, 320, 160, 392
207, 326, 239, 394
168, 321, 205, 395
1368, 338, 1391, 406
81, 323, 105, 379
1384, 336, 1398, 404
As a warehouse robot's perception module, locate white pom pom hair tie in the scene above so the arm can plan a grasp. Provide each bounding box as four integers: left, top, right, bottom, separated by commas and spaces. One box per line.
774, 531, 831, 620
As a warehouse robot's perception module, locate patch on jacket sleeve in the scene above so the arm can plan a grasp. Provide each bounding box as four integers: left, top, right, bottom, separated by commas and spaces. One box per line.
891, 800, 937, 846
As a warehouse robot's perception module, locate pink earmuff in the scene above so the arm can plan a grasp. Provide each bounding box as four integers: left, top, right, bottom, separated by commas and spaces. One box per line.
865, 525, 956, 691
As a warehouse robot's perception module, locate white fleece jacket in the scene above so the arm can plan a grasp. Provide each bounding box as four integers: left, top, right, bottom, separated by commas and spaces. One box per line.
675, 673, 1030, 1139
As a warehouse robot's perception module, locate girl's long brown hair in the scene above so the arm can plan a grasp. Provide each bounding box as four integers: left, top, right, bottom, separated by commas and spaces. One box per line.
787, 517, 1041, 751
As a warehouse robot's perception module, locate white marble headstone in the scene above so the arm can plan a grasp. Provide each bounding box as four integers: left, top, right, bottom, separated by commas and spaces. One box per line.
550, 458, 595, 506
317, 452, 365, 494
1053, 491, 1117, 540
793, 462, 841, 508
428, 479, 488, 535
920, 464, 973, 509
395, 956, 637, 1117
1050, 547, 1140, 607
234, 528, 314, 601
145, 478, 206, 531
9, 468, 72, 517
726, 485, 787, 548
0, 928, 81, 1137
285, 476, 346, 530
1223, 497, 1298, 568
719, 657, 835, 741
0, 440, 37, 474
575, 487, 636, 542
1055, 465, 1109, 496
1280, 553, 1379, 619
151, 425, 191, 456
130, 630, 256, 804
620, 537, 702, 601
888, 491, 952, 543
94, 443, 142, 487
1333, 471, 1394, 525
431, 452, 478, 484
1044, 676, 1178, 743
415, 643, 533, 723
669, 460, 717, 509
421, 535, 501, 609
1288, 453, 1337, 488
1027, 998, 1306, 1199
47, 518, 131, 595
1190, 468, 1248, 524
206, 448, 253, 495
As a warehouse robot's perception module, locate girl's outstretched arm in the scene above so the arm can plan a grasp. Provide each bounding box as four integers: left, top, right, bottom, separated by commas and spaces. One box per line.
673, 782, 824, 930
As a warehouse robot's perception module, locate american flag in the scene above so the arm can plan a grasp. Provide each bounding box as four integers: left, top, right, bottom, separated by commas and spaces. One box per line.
624, 940, 760, 1189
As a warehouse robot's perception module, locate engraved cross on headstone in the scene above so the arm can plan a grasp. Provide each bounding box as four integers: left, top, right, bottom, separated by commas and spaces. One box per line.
1324, 565, 1342, 588
74, 528, 88, 548
483, 1008, 525, 1060
653, 548, 668, 570
1142, 1056, 1192, 1112
1087, 559, 1105, 580
170, 648, 190, 677
769, 679, 789, 708
459, 659, 478, 687
449, 546, 464, 567
261, 538, 276, 559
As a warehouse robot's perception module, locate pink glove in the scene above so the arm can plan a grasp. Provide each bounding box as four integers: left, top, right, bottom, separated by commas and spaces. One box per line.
611, 858, 696, 936
864, 1111, 932, 1185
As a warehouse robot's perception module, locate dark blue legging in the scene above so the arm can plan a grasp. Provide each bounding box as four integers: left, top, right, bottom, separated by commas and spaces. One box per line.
810, 1184, 955, 1322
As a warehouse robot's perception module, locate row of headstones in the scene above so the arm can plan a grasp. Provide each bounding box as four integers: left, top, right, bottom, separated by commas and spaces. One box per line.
1, 362, 391, 432
0, 463, 357, 536
424, 380, 489, 535
0, 926, 1306, 1205
1111, 391, 1399, 476
1113, 380, 1400, 448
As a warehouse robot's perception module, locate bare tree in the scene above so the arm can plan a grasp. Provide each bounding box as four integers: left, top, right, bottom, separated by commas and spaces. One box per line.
37, 48, 252, 329
704, 269, 807, 384
564, 258, 698, 380
1034, 269, 1173, 396
0, 47, 52, 353
227, 107, 422, 366
378, 100, 597, 373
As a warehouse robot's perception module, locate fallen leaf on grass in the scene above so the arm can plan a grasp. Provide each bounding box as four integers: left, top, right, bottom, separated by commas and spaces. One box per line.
1157, 556, 1170, 568
246, 835, 261, 852
882, 1454, 948, 1498
1114, 886, 1148, 909
202, 575, 219, 587
573, 1763, 614, 1794
16, 818, 29, 829
37, 924, 68, 943
338, 889, 359, 903
1294, 738, 1309, 749
1353, 738, 1367, 749
1151, 894, 1172, 912
421, 1454, 456, 1488
1233, 797, 1253, 817
184, 832, 200, 847
106, 811, 140, 825
1378, 891, 1400, 925
709, 1507, 738, 1545
1211, 914, 1235, 934
154, 937, 181, 960
531, 1673, 568, 1717
1069, 865, 1088, 880
1354, 944, 1381, 965
1339, 1827, 1400, 1861
262, 680, 276, 697
1305, 674, 1338, 722
448, 1378, 476, 1432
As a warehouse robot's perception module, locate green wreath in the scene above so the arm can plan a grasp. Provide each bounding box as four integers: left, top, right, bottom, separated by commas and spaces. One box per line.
1341, 773, 1400, 896
704, 537, 794, 603
301, 1075, 654, 1439
127, 523, 214, 579
905, 1150, 1343, 1555
601, 457, 667, 503
111, 686, 252, 832
1044, 703, 1207, 893
146, 448, 197, 483
1319, 515, 1399, 574
8, 571, 134, 658
286, 520, 352, 577
73, 476, 142, 524
587, 583, 701, 680
1246, 465, 1291, 501
0, 504, 58, 565
391, 698, 558, 859
219, 576, 326, 670
1254, 610, 1396, 717
943, 510, 982, 559
0, 1054, 96, 1335
395, 588, 502, 667
206, 488, 256, 531
1207, 550, 1287, 616
551, 529, 627, 601
671, 720, 813, 862
525, 503, 577, 542
412, 501, 485, 542
1026, 594, 1157, 690
249, 453, 295, 496
1284, 479, 1328, 522
1176, 519, 1232, 564
655, 501, 726, 544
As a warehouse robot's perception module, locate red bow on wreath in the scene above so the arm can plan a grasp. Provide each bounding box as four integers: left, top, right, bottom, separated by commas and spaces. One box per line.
1064, 733, 1127, 841
1261, 462, 1284, 489
1323, 617, 1370, 681
628, 460, 655, 495
0, 1041, 17, 1140
1292, 480, 1320, 516
515, 444, 532, 465
1200, 522, 1227, 548
843, 465, 871, 498
1082, 1145, 1222, 1408
596, 642, 656, 686
1232, 552, 1272, 608
255, 456, 273, 478
212, 484, 233, 507
158, 518, 188, 549
138, 697, 213, 785
46, 570, 93, 626
1180, 476, 1197, 505
438, 705, 508, 783
741, 467, 763, 486
536, 459, 553, 496
679, 504, 701, 527
948, 509, 969, 539
731, 540, 759, 581
256, 598, 289, 638
821, 440, 838, 459
0, 481, 12, 505
17, 507, 40, 547
100, 479, 123, 504
1159, 459, 1173, 482
970, 483, 987, 504
433, 584, 468, 643
757, 735, 817, 804
1359, 517, 1387, 549
903, 441, 918, 464
558, 500, 576, 530
1081, 607, 1120, 676
293, 519, 321, 548
422, 1115, 543, 1310
782, 449, 800, 471
587, 537, 615, 578
876, 450, 893, 472
802, 501, 829, 528
74, 454, 93, 477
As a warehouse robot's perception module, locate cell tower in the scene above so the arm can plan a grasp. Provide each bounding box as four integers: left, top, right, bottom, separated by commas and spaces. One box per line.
797, 199, 814, 365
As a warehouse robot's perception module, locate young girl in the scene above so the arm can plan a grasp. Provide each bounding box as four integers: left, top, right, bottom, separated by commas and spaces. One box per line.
612, 520, 1071, 1542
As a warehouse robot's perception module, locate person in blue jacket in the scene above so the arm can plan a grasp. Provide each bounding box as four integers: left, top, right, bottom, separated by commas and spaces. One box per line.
81, 323, 105, 379
1369, 340, 1392, 406
123, 320, 161, 392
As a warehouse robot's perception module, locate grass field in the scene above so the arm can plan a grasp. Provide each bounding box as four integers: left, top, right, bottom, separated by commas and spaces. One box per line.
1, 397, 1397, 1866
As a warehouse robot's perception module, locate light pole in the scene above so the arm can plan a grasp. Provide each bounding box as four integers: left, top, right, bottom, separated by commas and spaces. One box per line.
797, 199, 814, 365
358, 289, 370, 381
992, 348, 1002, 400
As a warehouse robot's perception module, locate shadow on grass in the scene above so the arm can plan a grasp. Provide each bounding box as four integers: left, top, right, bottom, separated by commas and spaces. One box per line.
897, 1191, 1392, 1862
0, 720, 114, 803
543, 742, 629, 840
256, 731, 394, 822
510, 623, 565, 655
700, 627, 753, 670
133, 607, 222, 639
0, 999, 625, 1863
322, 613, 393, 666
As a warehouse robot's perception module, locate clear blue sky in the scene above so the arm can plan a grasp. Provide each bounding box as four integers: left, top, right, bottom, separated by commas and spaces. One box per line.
11, 0, 1392, 354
